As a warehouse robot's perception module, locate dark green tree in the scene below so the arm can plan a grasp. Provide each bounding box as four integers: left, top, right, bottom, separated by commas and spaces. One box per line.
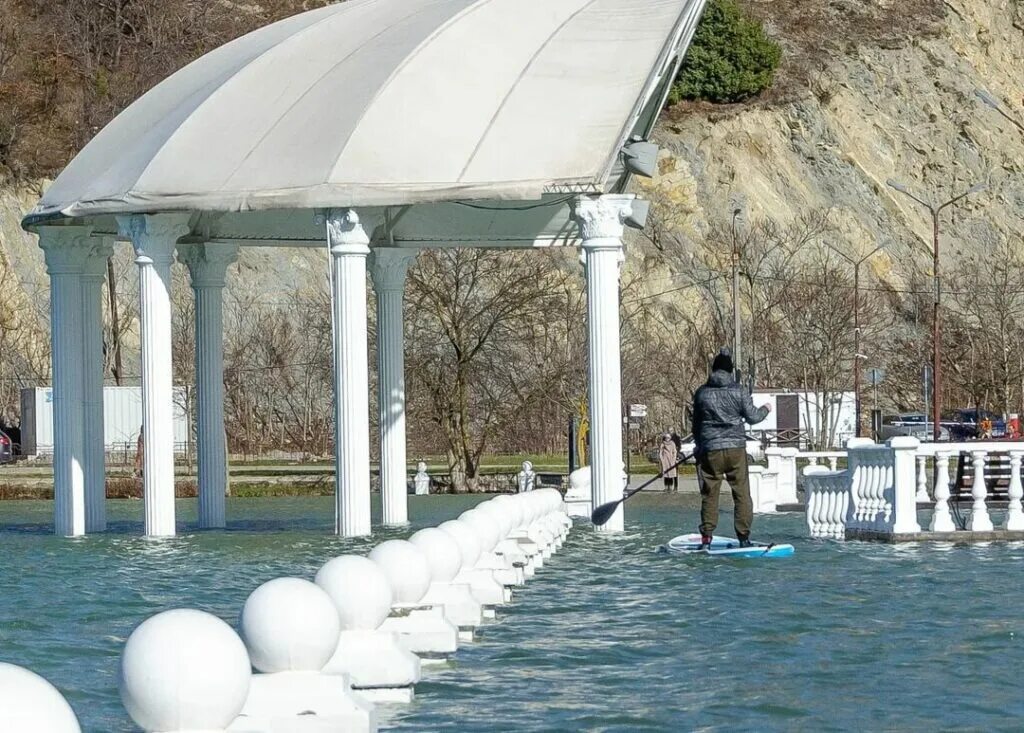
672, 0, 781, 104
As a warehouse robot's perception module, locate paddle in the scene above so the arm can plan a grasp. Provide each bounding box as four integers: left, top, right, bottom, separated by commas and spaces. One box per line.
591, 453, 694, 526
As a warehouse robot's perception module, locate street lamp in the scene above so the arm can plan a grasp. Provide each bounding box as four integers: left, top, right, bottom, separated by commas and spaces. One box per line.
825, 241, 886, 437
886, 178, 987, 441
975, 88, 1024, 135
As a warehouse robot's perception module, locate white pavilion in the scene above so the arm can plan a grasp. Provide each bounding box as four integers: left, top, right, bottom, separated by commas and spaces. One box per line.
22, 0, 708, 538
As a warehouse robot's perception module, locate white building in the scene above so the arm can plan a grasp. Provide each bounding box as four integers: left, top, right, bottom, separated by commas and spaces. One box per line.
749, 390, 856, 449
19, 387, 189, 457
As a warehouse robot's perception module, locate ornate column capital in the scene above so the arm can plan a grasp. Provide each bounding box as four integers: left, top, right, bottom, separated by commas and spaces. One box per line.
317, 209, 370, 257
178, 243, 240, 289
572, 195, 634, 248
38, 225, 95, 275
81, 237, 114, 281
117, 213, 192, 267
369, 247, 418, 293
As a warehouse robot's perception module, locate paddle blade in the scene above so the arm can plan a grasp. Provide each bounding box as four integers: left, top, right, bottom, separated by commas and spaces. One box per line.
591, 500, 622, 526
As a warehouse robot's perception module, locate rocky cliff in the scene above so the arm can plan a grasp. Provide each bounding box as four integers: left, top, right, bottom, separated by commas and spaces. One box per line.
642, 0, 1023, 280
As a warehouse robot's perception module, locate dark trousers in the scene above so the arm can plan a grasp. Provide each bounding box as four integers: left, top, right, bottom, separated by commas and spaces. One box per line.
698, 447, 752, 539
663, 476, 678, 492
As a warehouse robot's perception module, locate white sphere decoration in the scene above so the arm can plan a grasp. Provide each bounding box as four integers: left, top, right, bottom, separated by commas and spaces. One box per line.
315, 555, 394, 630
459, 509, 501, 551
438, 519, 482, 568
120, 609, 251, 733
476, 500, 513, 537
409, 527, 463, 583
492, 494, 523, 532
239, 577, 341, 674
0, 663, 81, 733
368, 540, 431, 605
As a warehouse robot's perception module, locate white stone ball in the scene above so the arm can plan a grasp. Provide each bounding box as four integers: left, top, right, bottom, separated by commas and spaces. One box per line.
0, 663, 81, 732
476, 500, 515, 538
459, 509, 501, 551
239, 577, 340, 674
438, 519, 482, 568
492, 494, 523, 531
368, 540, 431, 605
315, 555, 394, 631
120, 609, 251, 733
409, 527, 463, 583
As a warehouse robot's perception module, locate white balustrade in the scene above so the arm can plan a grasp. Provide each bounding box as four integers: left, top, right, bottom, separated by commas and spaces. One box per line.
916, 454, 930, 503
968, 450, 994, 531
1006, 452, 1024, 531
803, 466, 848, 539
929, 452, 955, 532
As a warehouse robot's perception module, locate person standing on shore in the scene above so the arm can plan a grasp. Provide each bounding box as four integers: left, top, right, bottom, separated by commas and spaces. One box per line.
692, 349, 770, 548
659, 433, 678, 492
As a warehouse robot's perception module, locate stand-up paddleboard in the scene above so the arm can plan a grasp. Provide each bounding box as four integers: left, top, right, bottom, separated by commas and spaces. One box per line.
659, 533, 794, 558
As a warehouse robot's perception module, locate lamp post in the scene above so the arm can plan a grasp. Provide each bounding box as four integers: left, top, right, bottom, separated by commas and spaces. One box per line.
886, 179, 986, 441
731, 207, 742, 382
975, 88, 1024, 135
825, 242, 886, 437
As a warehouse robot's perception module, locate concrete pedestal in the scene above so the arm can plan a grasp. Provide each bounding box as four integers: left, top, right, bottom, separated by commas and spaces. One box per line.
322, 629, 419, 703
228, 672, 375, 732
378, 606, 458, 661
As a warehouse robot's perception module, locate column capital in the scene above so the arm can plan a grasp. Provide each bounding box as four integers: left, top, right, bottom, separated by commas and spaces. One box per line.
38, 225, 95, 275
369, 247, 418, 292
573, 195, 634, 246
81, 237, 115, 281
318, 209, 370, 256
117, 213, 192, 267
178, 243, 240, 289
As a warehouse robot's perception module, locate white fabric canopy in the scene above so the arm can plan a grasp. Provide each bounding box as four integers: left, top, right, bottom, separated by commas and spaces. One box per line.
27, 0, 706, 224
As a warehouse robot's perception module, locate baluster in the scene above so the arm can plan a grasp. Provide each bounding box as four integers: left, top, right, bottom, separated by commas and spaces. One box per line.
1004, 451, 1024, 531
805, 477, 819, 537
916, 454, 930, 503
850, 461, 864, 523
823, 484, 835, 539
968, 450, 994, 531
882, 460, 894, 527
929, 451, 955, 532
837, 484, 850, 539
829, 456, 838, 471
808, 456, 819, 467
870, 460, 883, 527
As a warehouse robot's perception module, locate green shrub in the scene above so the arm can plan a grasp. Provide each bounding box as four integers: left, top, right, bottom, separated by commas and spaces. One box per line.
672, 0, 782, 104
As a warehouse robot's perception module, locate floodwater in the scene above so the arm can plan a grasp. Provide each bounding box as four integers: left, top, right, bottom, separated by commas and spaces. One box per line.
2, 493, 1024, 731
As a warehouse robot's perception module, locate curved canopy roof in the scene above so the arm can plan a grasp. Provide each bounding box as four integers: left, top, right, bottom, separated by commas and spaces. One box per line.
25, 0, 707, 227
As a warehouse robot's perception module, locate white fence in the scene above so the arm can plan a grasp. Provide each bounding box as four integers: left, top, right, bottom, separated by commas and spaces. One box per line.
800, 438, 1024, 539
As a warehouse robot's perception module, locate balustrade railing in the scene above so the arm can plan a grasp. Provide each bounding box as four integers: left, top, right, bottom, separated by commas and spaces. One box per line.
802, 440, 1024, 539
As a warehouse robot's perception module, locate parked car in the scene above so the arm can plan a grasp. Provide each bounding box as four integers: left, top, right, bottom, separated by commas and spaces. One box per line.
945, 408, 1006, 441
0, 428, 14, 464
879, 413, 950, 442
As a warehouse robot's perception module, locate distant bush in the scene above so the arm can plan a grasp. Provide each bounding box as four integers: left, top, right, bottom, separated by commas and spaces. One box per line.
671, 0, 782, 104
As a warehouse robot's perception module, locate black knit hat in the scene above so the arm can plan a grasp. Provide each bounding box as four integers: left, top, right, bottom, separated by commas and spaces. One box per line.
712, 348, 734, 373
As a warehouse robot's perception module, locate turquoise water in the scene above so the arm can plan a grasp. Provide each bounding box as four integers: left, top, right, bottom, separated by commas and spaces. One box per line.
3, 494, 1024, 731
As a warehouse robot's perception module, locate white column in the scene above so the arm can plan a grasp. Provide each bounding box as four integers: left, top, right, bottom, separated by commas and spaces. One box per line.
39, 227, 92, 537
325, 210, 372, 537
369, 247, 418, 526
968, 450, 993, 531
1005, 451, 1024, 531
574, 195, 632, 532
118, 213, 191, 537
179, 243, 238, 529
889, 437, 921, 534
915, 454, 929, 503
81, 239, 114, 533
929, 451, 955, 532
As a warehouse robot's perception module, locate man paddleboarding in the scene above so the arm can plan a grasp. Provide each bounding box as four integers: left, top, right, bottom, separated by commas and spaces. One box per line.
692, 349, 770, 549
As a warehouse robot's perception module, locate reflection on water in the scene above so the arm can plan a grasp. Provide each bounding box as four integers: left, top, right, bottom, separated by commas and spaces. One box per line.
2, 494, 1024, 731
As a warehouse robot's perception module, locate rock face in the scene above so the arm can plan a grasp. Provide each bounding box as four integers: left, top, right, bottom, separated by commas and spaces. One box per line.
643, 0, 1023, 276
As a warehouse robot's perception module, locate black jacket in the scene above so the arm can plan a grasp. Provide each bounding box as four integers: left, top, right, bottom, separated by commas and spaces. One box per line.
692, 370, 770, 454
